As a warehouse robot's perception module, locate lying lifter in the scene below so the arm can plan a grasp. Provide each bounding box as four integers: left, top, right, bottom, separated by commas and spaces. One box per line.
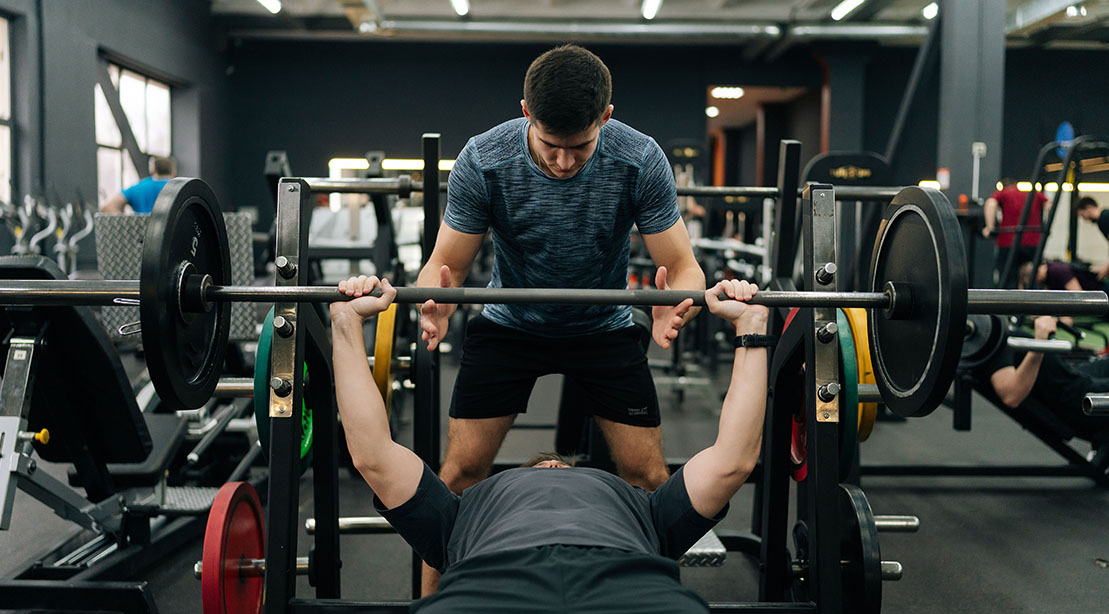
330, 275, 769, 613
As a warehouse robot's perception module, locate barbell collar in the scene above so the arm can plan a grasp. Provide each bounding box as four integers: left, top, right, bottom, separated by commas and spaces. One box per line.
1083, 394, 1109, 416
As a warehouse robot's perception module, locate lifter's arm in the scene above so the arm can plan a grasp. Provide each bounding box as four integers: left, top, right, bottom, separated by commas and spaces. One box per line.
982, 197, 999, 238
331, 275, 425, 509
681, 280, 768, 518
990, 316, 1055, 408
415, 223, 485, 350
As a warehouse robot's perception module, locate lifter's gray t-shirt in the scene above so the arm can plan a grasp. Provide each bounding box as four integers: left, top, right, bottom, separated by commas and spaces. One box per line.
445, 117, 680, 337
374, 464, 726, 574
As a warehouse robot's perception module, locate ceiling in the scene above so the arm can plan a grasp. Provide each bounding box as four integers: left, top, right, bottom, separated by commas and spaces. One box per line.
209, 0, 1109, 47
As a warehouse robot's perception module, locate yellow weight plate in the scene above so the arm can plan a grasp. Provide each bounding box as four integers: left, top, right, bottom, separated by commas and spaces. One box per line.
372, 304, 397, 414
844, 308, 878, 442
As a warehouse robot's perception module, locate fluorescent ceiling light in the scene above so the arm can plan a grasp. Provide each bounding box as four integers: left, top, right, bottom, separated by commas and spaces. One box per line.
450, 0, 470, 17
921, 2, 938, 20
380, 159, 456, 171
830, 0, 865, 21
705, 106, 720, 118
641, 0, 663, 20
256, 0, 281, 14
711, 86, 745, 99
1066, 4, 1087, 17
329, 158, 370, 171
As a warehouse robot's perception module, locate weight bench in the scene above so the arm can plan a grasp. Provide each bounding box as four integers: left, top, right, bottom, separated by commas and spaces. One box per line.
0, 256, 219, 612
967, 373, 1109, 484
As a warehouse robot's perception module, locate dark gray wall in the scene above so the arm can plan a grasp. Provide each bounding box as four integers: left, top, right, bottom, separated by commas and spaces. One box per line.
224, 39, 823, 224
0, 0, 230, 262
1002, 48, 1109, 182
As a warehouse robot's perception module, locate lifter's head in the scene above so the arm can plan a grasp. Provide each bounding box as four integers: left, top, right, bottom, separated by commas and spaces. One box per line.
522, 44, 612, 137
1076, 196, 1101, 222
522, 451, 574, 469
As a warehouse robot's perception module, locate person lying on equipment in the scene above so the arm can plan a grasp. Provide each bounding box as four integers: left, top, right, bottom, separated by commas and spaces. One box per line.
971, 315, 1109, 456
1019, 260, 1107, 292
330, 275, 769, 613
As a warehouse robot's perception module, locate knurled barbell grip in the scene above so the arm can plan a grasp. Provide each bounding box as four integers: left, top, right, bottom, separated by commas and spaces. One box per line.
205, 284, 893, 309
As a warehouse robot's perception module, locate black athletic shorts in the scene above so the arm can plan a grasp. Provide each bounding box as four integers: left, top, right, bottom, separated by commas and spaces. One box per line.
448, 314, 660, 427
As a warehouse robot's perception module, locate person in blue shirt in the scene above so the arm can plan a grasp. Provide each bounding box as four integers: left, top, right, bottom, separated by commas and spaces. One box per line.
331, 275, 767, 613
414, 44, 705, 594
99, 155, 176, 214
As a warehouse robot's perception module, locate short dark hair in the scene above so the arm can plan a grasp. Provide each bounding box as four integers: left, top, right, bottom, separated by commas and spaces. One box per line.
151, 155, 176, 176
1076, 196, 1099, 211
523, 44, 612, 136
521, 451, 576, 468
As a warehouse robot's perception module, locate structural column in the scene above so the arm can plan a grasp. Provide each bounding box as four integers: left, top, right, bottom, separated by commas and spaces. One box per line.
937, 0, 1006, 286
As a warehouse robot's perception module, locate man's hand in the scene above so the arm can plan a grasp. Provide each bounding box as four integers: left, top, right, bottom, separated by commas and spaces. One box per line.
330, 275, 396, 325
651, 266, 694, 349
705, 279, 768, 333
1033, 315, 1057, 341
419, 265, 455, 351
981, 226, 993, 239
1095, 262, 1109, 281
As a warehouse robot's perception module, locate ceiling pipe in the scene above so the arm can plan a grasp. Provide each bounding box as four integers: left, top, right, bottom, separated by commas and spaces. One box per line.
230, 19, 929, 43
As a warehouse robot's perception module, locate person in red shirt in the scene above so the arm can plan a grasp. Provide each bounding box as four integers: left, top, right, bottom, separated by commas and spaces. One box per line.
982, 178, 1049, 286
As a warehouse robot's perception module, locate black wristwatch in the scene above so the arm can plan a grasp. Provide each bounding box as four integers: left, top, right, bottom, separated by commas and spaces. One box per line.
734, 334, 777, 349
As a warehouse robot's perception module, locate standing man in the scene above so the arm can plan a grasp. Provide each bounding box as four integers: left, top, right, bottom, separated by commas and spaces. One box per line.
99, 155, 176, 214
416, 44, 704, 593
1075, 197, 1109, 280
981, 177, 1048, 286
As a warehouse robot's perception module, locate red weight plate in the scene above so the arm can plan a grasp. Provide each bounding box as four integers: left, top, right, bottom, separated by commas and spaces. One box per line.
202, 482, 265, 614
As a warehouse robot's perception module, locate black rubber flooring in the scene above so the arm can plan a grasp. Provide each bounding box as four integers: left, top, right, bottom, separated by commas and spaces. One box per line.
2, 349, 1108, 613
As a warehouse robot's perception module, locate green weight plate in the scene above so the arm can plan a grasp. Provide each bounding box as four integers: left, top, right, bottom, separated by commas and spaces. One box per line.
837, 309, 859, 481
840, 484, 883, 614
868, 187, 968, 417
141, 178, 231, 410
253, 307, 313, 473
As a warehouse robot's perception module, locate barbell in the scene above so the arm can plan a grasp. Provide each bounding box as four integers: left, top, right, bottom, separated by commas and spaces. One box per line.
0, 178, 1104, 414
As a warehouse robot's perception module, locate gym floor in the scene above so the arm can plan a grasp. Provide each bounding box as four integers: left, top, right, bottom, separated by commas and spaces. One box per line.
2, 336, 1107, 613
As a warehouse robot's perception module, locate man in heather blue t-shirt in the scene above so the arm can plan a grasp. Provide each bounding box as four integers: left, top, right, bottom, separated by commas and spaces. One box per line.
414, 44, 704, 594
99, 155, 176, 214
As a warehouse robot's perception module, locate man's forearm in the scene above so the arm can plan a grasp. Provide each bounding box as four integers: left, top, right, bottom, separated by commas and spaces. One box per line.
664, 261, 706, 324
712, 322, 769, 464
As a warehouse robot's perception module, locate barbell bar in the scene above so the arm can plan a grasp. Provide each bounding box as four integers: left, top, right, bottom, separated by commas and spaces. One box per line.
301, 176, 903, 201
0, 279, 1104, 316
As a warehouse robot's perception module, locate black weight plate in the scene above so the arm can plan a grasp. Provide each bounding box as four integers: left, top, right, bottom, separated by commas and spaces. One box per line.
141, 178, 232, 410
868, 187, 968, 417
840, 483, 882, 614
959, 314, 1005, 370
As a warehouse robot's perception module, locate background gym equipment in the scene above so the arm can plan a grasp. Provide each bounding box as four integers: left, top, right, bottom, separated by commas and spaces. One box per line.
0, 181, 1101, 416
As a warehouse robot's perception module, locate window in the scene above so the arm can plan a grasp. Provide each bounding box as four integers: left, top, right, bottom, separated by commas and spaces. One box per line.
95, 63, 171, 204
0, 18, 12, 203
